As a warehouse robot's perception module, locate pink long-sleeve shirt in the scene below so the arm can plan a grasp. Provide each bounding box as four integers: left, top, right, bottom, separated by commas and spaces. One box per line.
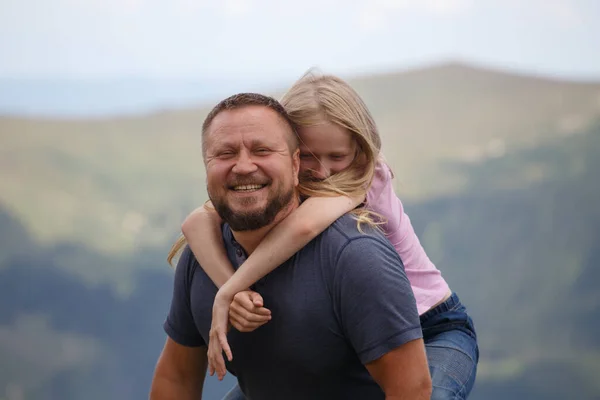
366, 161, 450, 315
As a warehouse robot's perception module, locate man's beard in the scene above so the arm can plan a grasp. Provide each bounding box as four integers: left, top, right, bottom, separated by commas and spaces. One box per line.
210, 184, 295, 231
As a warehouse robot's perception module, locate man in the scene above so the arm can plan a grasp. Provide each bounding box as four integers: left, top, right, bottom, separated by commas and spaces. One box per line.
150, 93, 432, 399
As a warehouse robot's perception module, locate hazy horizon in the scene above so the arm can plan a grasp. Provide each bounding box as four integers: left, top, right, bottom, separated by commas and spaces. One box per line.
3, 59, 600, 118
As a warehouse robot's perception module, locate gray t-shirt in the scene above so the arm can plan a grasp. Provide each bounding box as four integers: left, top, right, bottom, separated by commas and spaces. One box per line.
164, 214, 422, 400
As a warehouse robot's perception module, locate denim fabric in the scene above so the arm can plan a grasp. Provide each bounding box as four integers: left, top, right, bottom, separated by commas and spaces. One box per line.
421, 293, 479, 399
222, 293, 479, 400
222, 383, 245, 400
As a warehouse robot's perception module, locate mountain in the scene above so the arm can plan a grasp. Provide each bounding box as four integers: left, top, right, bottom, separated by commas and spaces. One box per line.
0, 209, 238, 399
408, 123, 600, 399
2, 63, 599, 260
1, 123, 598, 399
1, 62, 599, 399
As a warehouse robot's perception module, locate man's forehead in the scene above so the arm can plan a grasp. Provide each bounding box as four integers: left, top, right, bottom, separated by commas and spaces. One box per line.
206, 106, 289, 144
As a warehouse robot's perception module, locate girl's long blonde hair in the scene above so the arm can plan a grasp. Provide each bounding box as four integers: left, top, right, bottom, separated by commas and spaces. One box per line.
281, 70, 385, 229
167, 70, 387, 265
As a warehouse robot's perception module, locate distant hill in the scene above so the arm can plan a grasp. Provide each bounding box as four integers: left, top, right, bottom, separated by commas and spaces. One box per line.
2, 59, 600, 398
2, 63, 600, 258
1, 120, 598, 399
349, 63, 600, 195
0, 205, 239, 400
2, 63, 600, 257
409, 123, 600, 399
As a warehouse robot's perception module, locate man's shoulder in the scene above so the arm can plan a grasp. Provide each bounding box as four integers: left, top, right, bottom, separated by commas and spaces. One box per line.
315, 213, 405, 274
175, 244, 214, 284
175, 244, 219, 298
315, 213, 393, 256
175, 245, 198, 276
326, 213, 387, 242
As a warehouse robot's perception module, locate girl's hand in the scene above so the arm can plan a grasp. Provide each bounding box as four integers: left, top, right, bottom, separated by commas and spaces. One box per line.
207, 290, 271, 381
229, 290, 271, 332
207, 293, 232, 381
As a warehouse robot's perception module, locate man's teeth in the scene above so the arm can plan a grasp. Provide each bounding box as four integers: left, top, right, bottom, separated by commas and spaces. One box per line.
233, 184, 264, 191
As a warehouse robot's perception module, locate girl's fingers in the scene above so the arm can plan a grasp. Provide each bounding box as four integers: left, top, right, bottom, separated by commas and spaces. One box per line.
218, 331, 233, 362
208, 330, 228, 380
208, 355, 215, 376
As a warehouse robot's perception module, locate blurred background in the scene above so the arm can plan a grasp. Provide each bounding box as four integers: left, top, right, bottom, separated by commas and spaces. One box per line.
1, 0, 599, 399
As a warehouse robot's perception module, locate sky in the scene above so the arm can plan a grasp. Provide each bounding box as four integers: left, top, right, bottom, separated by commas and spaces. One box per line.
1, 0, 599, 81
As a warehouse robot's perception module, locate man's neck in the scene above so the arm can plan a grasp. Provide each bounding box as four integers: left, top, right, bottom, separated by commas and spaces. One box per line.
231, 196, 300, 255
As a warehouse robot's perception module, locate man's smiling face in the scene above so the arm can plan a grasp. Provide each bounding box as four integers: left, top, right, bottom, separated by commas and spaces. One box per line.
204, 105, 300, 231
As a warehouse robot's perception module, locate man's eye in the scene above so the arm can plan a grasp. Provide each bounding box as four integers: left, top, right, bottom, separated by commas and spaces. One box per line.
255, 148, 271, 154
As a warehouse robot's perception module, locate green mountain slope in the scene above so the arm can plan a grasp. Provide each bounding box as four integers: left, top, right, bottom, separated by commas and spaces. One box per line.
409, 123, 600, 399
2, 63, 599, 256
1, 63, 599, 399
1, 121, 598, 399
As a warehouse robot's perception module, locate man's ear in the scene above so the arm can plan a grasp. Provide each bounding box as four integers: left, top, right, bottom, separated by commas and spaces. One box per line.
292, 148, 300, 187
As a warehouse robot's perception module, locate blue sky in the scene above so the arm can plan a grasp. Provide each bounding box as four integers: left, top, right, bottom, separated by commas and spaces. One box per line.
1, 0, 599, 81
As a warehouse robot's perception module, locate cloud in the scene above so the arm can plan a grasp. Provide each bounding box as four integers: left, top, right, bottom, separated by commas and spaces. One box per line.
61, 0, 251, 17
544, 0, 583, 27
423, 0, 472, 16
223, 0, 252, 16
357, 0, 473, 32
1, 0, 596, 79
501, 0, 583, 28
357, 8, 387, 33
376, 0, 471, 15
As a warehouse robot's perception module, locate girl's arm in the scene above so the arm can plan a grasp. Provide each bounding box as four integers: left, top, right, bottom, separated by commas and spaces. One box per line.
217, 194, 364, 300
206, 194, 363, 379
181, 202, 235, 288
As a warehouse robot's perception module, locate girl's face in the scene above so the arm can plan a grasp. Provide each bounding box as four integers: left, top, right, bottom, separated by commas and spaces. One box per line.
297, 121, 357, 180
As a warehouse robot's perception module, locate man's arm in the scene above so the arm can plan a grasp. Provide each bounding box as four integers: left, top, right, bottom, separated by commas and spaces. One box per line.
153, 245, 210, 398
333, 234, 431, 399
150, 337, 208, 400
365, 338, 431, 400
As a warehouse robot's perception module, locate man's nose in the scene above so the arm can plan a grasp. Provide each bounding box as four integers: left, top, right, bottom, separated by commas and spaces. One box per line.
232, 150, 258, 175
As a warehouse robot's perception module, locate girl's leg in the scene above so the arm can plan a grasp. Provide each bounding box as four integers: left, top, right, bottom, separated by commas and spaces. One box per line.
222, 383, 246, 400
420, 293, 479, 400
426, 328, 478, 399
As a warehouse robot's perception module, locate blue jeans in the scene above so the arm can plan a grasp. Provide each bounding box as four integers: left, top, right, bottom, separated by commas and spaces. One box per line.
222, 293, 479, 400
421, 292, 479, 399
222, 384, 245, 400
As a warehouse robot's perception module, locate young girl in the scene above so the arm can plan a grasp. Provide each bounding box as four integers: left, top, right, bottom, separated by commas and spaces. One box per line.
169, 72, 479, 399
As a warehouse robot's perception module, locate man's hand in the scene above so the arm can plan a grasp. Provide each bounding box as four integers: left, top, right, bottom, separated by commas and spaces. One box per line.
229, 290, 271, 332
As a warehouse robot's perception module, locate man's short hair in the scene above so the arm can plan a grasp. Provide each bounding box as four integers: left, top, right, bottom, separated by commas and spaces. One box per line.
202, 93, 300, 156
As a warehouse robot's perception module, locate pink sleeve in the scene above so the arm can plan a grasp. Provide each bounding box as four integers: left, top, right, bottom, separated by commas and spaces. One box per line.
366, 161, 403, 235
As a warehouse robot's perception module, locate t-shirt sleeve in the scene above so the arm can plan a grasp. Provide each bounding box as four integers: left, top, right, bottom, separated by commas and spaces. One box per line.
366, 162, 402, 235
163, 245, 206, 347
332, 236, 422, 365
